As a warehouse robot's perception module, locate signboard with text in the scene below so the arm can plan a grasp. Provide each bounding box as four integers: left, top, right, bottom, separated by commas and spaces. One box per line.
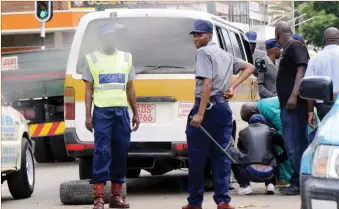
2, 56, 18, 71
68, 1, 206, 10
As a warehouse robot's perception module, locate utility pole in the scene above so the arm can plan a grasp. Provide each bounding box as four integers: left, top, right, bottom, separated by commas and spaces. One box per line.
291, 0, 295, 33
35, 1, 53, 51
40, 22, 46, 50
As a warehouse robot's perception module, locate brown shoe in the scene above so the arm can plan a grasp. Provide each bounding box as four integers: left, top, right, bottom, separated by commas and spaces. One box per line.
93, 183, 105, 209
109, 183, 129, 208
182, 203, 202, 209
217, 202, 235, 209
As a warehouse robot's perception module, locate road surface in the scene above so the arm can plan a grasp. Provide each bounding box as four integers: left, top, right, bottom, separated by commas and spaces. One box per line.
2, 161, 301, 209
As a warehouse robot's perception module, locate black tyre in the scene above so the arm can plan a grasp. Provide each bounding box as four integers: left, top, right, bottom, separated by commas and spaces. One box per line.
126, 169, 141, 178
50, 135, 75, 162
32, 137, 54, 163
7, 138, 35, 199
60, 180, 126, 205
79, 157, 93, 180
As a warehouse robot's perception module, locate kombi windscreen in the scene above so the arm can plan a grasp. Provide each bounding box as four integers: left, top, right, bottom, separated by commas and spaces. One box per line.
76, 17, 197, 74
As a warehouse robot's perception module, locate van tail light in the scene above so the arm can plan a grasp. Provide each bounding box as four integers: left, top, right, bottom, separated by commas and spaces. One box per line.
18, 108, 35, 120
64, 87, 75, 120
24, 109, 35, 120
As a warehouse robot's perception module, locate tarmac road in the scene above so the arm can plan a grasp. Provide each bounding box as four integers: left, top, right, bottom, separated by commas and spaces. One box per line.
1, 161, 301, 209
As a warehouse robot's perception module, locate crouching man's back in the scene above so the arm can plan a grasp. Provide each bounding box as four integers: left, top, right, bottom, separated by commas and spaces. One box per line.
231, 114, 277, 195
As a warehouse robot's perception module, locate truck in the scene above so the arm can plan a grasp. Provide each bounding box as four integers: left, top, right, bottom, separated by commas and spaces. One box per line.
1, 48, 74, 163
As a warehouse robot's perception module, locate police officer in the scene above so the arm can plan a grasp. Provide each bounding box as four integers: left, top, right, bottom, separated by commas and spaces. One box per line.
257, 39, 281, 99
183, 19, 255, 209
82, 24, 140, 209
245, 31, 266, 62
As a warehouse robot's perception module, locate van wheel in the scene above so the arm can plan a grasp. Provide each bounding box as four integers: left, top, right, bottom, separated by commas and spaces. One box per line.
79, 157, 93, 180
50, 136, 75, 162
33, 137, 54, 163
7, 138, 35, 199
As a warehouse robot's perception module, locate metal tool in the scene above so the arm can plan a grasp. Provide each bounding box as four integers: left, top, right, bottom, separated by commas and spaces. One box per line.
189, 116, 236, 164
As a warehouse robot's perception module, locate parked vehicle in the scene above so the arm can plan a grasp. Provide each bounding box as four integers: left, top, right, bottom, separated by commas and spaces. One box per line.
299, 76, 338, 209
2, 48, 74, 163
64, 9, 257, 179
1, 97, 36, 199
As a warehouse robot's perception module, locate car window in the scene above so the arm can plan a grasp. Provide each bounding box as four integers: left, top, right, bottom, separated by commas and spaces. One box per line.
220, 28, 234, 55
228, 30, 244, 60
216, 26, 226, 51
240, 33, 253, 64
234, 32, 246, 61
76, 17, 197, 74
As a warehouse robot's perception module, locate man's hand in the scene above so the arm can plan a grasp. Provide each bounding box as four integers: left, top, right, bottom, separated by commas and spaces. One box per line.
85, 116, 93, 132
287, 94, 298, 109
224, 87, 234, 99
308, 112, 317, 129
132, 114, 140, 131
190, 114, 204, 127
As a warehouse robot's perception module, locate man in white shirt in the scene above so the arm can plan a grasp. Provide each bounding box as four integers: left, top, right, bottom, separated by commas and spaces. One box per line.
305, 27, 339, 126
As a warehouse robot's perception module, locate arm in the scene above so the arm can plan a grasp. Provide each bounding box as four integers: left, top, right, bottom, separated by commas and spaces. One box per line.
230, 57, 255, 90
291, 43, 309, 98
82, 61, 94, 132
287, 42, 309, 109
194, 50, 213, 123
291, 66, 307, 98
198, 79, 212, 117
126, 65, 140, 131
258, 71, 275, 98
85, 82, 93, 118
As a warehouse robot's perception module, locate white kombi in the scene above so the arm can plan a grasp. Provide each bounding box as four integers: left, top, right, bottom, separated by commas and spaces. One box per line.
64, 9, 258, 179
1, 99, 35, 199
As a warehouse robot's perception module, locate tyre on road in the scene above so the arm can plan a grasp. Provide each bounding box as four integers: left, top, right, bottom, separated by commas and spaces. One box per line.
32, 137, 54, 163
50, 135, 75, 162
7, 138, 35, 199
60, 180, 127, 205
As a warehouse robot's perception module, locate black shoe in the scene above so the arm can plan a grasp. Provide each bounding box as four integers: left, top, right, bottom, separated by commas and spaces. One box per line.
279, 185, 300, 195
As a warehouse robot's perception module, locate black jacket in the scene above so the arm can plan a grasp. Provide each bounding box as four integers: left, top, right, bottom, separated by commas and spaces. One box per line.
230, 123, 277, 167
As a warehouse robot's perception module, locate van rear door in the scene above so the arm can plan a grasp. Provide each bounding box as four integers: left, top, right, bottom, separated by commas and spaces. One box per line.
73, 16, 198, 143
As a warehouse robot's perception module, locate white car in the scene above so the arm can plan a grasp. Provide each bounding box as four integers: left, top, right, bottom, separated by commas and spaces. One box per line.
1, 98, 35, 199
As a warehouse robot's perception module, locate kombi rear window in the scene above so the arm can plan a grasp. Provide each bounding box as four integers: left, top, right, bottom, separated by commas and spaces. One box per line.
76, 17, 197, 74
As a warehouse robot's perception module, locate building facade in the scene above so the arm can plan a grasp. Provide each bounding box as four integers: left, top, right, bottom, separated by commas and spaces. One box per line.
1, 1, 268, 52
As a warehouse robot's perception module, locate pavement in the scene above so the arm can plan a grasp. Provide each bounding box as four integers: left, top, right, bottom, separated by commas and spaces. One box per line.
1, 160, 301, 209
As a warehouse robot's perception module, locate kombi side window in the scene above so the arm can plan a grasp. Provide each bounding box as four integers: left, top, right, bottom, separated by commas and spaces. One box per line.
221, 28, 234, 55
216, 26, 234, 54
228, 30, 245, 60
76, 17, 197, 75
240, 33, 253, 64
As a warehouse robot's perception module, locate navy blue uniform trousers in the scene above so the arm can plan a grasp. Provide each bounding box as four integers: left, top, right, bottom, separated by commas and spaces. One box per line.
186, 98, 233, 206
280, 103, 309, 187
89, 106, 131, 185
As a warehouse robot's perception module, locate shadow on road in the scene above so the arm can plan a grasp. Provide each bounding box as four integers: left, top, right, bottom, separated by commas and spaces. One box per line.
127, 173, 190, 194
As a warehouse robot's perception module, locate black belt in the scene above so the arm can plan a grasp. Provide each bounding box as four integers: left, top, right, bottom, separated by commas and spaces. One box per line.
194, 95, 227, 107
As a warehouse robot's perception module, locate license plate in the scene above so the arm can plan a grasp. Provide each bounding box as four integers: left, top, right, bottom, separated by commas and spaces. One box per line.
311, 199, 337, 209
129, 104, 156, 123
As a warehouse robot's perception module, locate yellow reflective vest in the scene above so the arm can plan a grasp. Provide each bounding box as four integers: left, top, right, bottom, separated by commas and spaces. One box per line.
86, 50, 132, 108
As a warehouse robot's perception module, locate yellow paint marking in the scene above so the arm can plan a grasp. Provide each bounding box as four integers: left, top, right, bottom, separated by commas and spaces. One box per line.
39, 122, 53, 136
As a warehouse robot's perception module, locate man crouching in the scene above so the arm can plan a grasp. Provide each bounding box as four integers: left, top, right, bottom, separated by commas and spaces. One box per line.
230, 114, 279, 195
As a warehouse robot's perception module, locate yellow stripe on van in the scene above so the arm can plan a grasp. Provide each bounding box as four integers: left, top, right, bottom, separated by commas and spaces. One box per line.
65, 74, 258, 102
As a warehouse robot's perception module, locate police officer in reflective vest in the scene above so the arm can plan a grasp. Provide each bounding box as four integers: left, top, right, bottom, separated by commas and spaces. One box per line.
82, 24, 140, 209
183, 19, 255, 209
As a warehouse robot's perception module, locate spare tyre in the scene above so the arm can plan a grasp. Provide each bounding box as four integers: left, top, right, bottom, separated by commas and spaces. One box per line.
60, 180, 126, 205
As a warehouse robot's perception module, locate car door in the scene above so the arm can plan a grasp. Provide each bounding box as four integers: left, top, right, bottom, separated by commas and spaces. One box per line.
1, 102, 19, 171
